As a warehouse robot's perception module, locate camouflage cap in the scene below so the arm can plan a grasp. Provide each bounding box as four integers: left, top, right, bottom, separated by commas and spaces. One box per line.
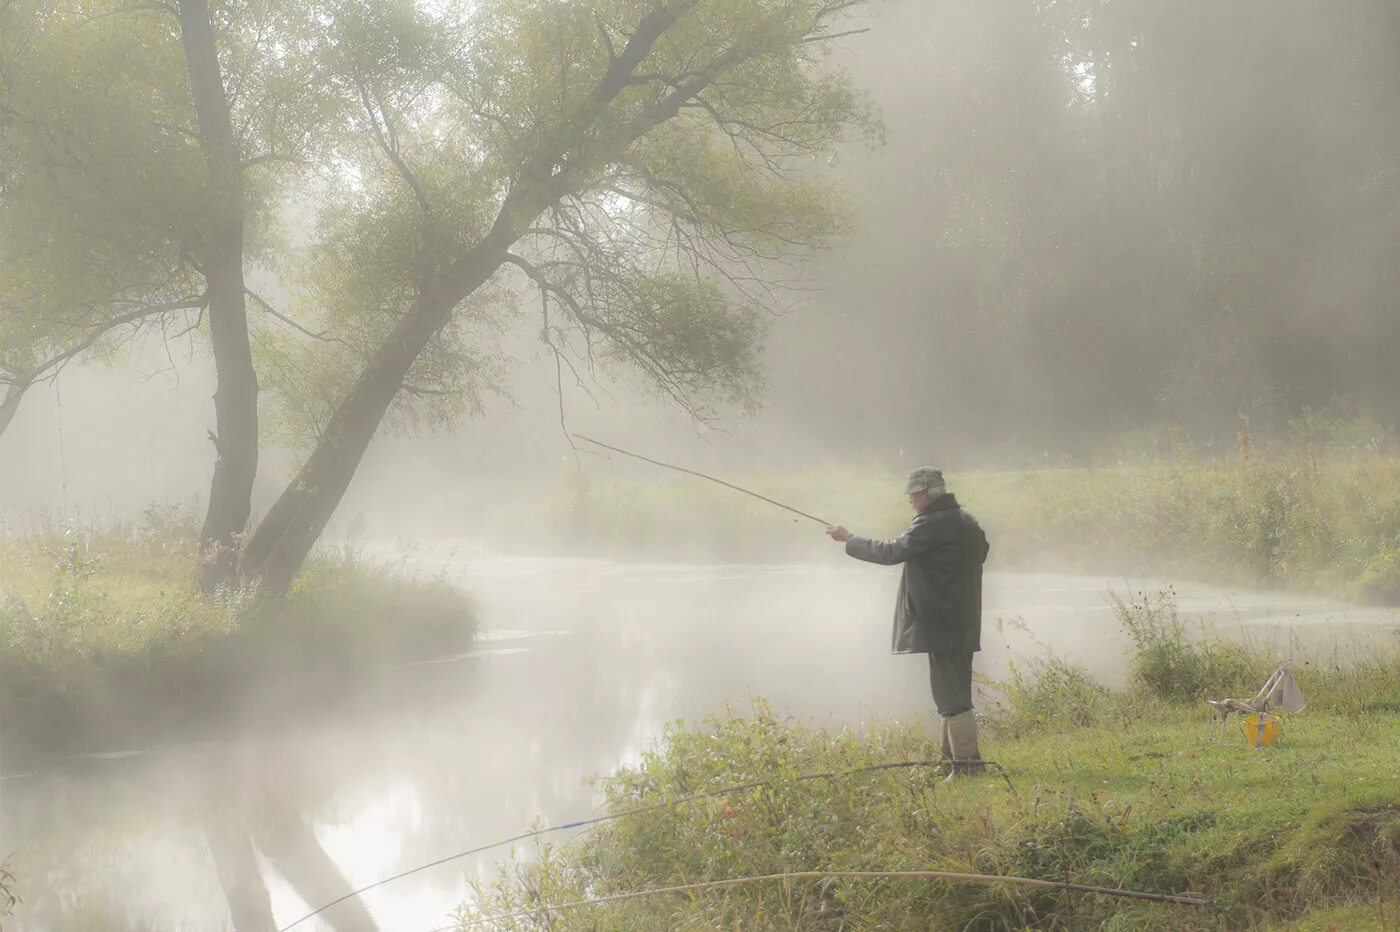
904, 466, 945, 496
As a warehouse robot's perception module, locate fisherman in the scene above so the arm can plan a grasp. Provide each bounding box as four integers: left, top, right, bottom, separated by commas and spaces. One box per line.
825, 467, 990, 778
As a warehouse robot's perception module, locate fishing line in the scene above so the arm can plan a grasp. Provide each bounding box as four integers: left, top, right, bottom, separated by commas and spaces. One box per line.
277, 757, 1012, 931
570, 433, 831, 526
55, 379, 68, 505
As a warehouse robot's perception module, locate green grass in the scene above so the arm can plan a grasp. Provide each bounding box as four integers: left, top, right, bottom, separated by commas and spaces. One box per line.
505, 451, 1400, 601
0, 517, 478, 751
460, 595, 1400, 930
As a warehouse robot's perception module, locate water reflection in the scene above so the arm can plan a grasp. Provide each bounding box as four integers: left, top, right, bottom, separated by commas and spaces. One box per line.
2, 552, 1397, 929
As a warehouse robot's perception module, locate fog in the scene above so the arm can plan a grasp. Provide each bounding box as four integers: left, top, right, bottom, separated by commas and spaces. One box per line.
6, 550, 1395, 929
4, 1, 1400, 929
8, 2, 1398, 524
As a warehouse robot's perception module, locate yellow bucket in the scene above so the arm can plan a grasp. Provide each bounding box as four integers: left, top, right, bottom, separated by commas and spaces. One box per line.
1242, 714, 1279, 748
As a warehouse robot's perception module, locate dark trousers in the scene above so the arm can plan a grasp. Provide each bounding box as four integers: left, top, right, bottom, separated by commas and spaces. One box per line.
928, 652, 975, 717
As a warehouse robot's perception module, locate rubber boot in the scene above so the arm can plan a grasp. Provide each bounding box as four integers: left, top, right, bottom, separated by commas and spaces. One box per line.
944, 710, 986, 780
933, 716, 954, 776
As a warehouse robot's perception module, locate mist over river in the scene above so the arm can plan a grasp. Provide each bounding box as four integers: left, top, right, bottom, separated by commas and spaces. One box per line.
3, 544, 1396, 930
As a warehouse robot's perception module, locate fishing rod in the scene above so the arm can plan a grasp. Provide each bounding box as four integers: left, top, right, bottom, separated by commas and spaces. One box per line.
277, 757, 1010, 931
571, 433, 832, 526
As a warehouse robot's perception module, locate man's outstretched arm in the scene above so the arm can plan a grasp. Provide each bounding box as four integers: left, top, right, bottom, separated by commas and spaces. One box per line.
826, 519, 935, 565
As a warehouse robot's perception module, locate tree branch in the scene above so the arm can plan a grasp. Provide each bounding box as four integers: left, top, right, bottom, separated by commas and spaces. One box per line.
501, 252, 717, 424
240, 152, 307, 170
357, 77, 433, 218
799, 26, 870, 44
27, 295, 209, 385
78, 2, 176, 27
243, 286, 347, 346
0, 379, 32, 438
594, 11, 619, 64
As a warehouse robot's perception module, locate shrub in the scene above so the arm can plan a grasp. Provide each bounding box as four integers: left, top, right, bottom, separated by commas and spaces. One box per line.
0, 856, 17, 919
459, 684, 1400, 931
0, 530, 477, 751
1111, 587, 1262, 701
986, 621, 1113, 733
1352, 537, 1400, 603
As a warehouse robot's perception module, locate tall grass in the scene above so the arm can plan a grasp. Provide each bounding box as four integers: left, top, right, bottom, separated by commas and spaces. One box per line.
1110, 587, 1262, 702
963, 455, 1400, 601
0, 515, 478, 751
498, 451, 1400, 601
459, 595, 1400, 931
0, 856, 16, 921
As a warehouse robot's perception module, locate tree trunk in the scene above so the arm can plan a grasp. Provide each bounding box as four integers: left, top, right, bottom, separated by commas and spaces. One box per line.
204, 819, 277, 932
238, 4, 687, 594
239, 256, 503, 596
253, 794, 380, 932
179, 0, 259, 593
0, 379, 29, 440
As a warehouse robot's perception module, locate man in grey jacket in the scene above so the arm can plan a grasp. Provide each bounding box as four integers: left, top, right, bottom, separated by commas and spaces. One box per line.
826, 467, 990, 776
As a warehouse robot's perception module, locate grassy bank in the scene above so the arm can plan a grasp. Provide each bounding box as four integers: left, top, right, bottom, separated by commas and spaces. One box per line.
461, 594, 1400, 930
510, 451, 1400, 601
0, 515, 477, 752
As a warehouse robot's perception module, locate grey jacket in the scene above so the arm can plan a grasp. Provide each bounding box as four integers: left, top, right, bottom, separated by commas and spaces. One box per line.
845, 493, 989, 655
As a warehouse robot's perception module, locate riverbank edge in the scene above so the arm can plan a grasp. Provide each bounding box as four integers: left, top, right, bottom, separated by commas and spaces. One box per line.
0, 534, 479, 756
461, 595, 1400, 930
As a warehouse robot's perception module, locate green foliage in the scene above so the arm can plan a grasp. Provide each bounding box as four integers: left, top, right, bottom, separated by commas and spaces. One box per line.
1354, 538, 1400, 604
258, 0, 878, 437
7, 0, 881, 596
1283, 902, 1400, 932
462, 636, 1400, 931
1111, 588, 1262, 702
0, 528, 235, 685
274, 558, 477, 668
1288, 398, 1397, 458
987, 624, 1115, 733
0, 0, 342, 406
0, 0, 205, 378
593, 272, 768, 414
0, 521, 477, 749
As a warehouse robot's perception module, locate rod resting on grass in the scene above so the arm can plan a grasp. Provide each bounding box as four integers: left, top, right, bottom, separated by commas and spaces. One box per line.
277, 757, 1006, 931
450, 869, 1212, 928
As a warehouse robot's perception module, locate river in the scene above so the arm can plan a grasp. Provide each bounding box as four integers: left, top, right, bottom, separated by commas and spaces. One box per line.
2, 546, 1397, 930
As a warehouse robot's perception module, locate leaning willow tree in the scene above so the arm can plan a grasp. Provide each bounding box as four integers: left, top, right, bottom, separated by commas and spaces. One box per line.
241, 0, 880, 594
3, 0, 879, 595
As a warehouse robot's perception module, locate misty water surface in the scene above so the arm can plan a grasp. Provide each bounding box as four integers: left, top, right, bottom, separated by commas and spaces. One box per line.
2, 546, 1397, 930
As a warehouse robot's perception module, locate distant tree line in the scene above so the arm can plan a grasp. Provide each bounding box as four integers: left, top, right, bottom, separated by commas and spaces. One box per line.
778, 0, 1400, 457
